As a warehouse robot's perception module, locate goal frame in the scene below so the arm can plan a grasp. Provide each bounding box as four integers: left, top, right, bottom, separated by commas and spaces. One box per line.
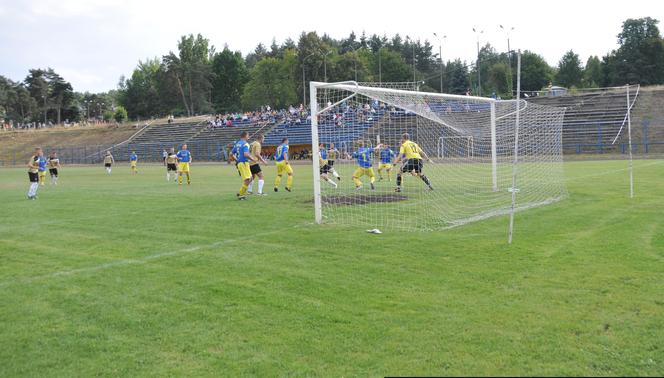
309, 81, 499, 225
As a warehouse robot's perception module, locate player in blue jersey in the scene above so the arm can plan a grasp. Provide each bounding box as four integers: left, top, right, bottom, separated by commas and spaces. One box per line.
351, 141, 377, 190
377, 144, 396, 181
37, 153, 48, 186
235, 131, 258, 200
318, 143, 338, 188
274, 138, 293, 192
129, 151, 138, 174
176, 144, 193, 185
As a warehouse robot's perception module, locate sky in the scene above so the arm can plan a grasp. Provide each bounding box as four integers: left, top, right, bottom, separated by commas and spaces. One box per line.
0, 0, 662, 93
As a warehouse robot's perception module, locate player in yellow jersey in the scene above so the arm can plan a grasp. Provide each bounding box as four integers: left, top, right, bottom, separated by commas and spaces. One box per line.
393, 133, 434, 192
247, 134, 269, 195
176, 144, 192, 185
234, 131, 258, 200
274, 137, 293, 192
129, 151, 138, 174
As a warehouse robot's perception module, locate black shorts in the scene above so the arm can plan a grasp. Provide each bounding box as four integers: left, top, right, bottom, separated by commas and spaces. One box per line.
250, 164, 262, 175
328, 160, 335, 167
401, 159, 423, 174
320, 164, 331, 174
28, 172, 38, 183
105, 163, 112, 168
167, 163, 177, 172
49, 168, 58, 177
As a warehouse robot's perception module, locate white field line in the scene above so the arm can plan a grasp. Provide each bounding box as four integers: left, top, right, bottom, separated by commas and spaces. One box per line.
0, 225, 305, 289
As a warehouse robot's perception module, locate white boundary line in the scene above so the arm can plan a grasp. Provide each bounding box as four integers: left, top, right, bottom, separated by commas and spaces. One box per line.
0, 225, 305, 288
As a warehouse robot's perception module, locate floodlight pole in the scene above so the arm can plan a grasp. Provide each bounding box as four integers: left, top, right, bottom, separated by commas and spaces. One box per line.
508, 50, 522, 244
310, 82, 322, 224
626, 84, 634, 198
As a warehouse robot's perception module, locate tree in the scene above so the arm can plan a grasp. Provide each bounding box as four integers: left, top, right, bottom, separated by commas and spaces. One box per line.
556, 50, 583, 88
162, 34, 214, 117
519, 51, 554, 91
444, 59, 470, 95
211, 48, 250, 112
114, 106, 128, 123
487, 62, 512, 97
119, 58, 163, 119
608, 17, 664, 85
583, 56, 602, 87
24, 68, 74, 124
241, 53, 297, 110
373, 49, 411, 83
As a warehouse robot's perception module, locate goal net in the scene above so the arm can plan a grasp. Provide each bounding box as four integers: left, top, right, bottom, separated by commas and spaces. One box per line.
310, 81, 568, 231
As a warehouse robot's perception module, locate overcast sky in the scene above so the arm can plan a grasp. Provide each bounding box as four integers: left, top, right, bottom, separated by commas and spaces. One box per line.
1, 0, 661, 93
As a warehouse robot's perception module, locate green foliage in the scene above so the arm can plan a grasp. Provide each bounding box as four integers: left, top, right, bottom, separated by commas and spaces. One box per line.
602, 17, 664, 86
519, 51, 554, 92
102, 110, 114, 121
113, 106, 128, 123
162, 34, 214, 116
487, 62, 512, 98
555, 50, 584, 88
444, 59, 470, 95
241, 55, 297, 109
119, 58, 163, 119
583, 56, 602, 88
211, 48, 250, 113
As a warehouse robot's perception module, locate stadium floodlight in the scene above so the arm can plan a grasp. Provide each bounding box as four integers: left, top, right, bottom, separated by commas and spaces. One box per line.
309, 61, 567, 239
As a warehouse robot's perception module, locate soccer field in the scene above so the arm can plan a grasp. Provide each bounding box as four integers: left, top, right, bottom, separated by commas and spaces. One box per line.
1, 160, 663, 376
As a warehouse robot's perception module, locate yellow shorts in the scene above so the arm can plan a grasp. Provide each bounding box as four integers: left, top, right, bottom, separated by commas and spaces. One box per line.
353, 167, 375, 178
178, 162, 190, 172
276, 161, 293, 175
378, 163, 392, 170
130, 161, 137, 167
38, 171, 46, 177
237, 162, 252, 180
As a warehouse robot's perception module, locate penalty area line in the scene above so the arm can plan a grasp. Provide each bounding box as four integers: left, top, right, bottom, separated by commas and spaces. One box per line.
0, 224, 305, 289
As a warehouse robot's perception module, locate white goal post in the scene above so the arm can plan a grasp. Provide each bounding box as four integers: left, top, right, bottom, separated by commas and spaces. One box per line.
309, 79, 566, 234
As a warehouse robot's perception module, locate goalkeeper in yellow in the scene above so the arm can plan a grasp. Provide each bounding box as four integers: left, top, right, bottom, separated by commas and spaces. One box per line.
394, 133, 434, 192
235, 131, 258, 200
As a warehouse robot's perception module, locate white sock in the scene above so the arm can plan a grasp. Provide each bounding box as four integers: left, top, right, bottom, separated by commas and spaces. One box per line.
327, 178, 338, 188
28, 182, 39, 197
167, 172, 170, 181
332, 170, 340, 178
258, 179, 264, 194
248, 181, 254, 192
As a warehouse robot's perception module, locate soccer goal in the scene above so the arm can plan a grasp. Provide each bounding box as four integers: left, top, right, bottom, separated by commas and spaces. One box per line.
437, 136, 474, 158
309, 77, 567, 234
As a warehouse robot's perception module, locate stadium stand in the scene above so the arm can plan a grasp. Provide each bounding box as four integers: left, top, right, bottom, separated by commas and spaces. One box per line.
526, 86, 639, 153
263, 106, 386, 149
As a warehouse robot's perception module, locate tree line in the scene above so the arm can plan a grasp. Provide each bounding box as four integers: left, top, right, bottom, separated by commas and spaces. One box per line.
1, 17, 663, 124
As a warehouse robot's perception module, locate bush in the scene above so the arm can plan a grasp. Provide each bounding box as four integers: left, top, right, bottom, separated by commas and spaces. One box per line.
103, 110, 114, 121
114, 106, 128, 123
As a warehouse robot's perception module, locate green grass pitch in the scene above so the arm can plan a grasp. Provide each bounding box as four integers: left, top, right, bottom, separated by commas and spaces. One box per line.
1, 160, 663, 376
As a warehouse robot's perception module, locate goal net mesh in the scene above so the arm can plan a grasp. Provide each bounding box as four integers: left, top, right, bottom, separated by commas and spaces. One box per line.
312, 82, 568, 231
